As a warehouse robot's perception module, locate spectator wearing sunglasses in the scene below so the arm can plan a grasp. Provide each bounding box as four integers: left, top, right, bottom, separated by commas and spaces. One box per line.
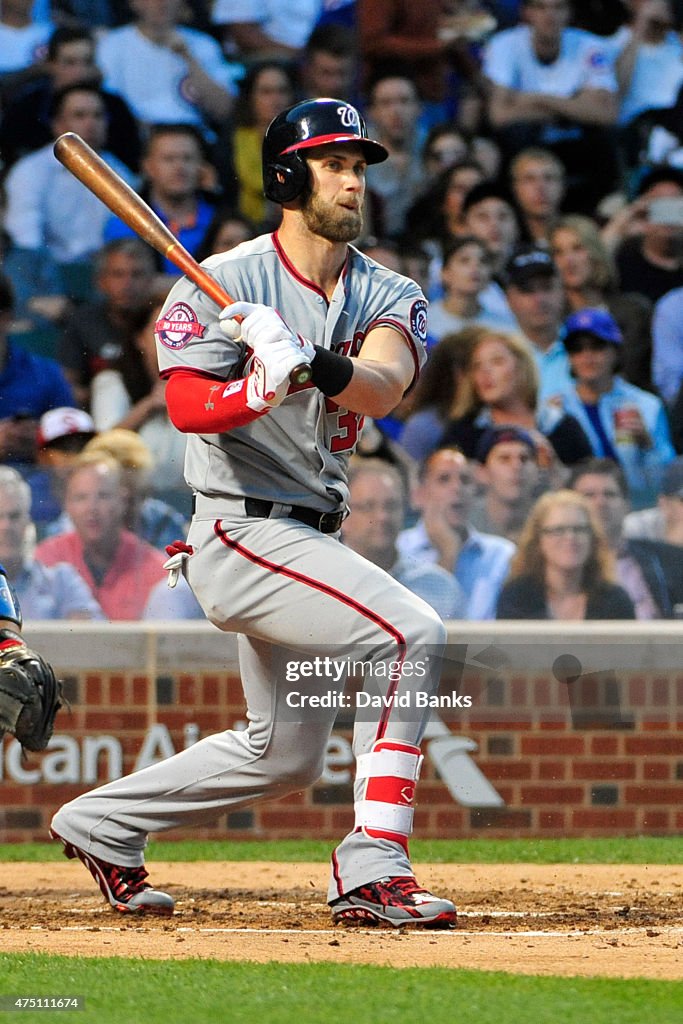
553, 308, 675, 508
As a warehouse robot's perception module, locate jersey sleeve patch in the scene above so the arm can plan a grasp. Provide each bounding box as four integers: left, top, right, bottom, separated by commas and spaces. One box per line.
410, 299, 428, 347
155, 302, 207, 350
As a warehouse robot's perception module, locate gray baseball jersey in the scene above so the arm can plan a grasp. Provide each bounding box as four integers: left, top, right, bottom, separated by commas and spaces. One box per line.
154, 232, 428, 508
52, 230, 447, 905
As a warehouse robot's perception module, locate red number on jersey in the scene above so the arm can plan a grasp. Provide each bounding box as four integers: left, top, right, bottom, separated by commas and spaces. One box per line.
325, 398, 365, 453
325, 333, 365, 452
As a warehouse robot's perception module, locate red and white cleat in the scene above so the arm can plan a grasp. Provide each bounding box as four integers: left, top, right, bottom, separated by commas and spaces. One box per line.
50, 828, 174, 916
330, 876, 457, 928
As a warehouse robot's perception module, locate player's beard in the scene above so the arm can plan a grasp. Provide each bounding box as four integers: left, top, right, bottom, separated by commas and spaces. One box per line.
300, 190, 363, 243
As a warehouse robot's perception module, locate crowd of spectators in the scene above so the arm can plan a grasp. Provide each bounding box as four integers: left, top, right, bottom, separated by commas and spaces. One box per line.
3, 0, 683, 624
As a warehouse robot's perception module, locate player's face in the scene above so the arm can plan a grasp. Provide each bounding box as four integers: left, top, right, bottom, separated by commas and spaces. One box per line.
0, 490, 29, 569
344, 471, 405, 557
66, 465, 125, 547
301, 144, 367, 243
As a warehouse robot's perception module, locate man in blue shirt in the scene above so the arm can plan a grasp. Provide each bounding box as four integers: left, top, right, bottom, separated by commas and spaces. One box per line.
103, 124, 217, 276
503, 244, 572, 401
397, 446, 515, 620
342, 457, 466, 621
0, 274, 74, 469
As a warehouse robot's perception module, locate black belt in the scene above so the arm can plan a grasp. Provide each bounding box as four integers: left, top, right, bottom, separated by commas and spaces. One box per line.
244, 497, 344, 534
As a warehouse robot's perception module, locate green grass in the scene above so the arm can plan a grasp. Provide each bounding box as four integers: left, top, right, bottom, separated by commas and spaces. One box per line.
3, 835, 683, 864
0, 955, 681, 1024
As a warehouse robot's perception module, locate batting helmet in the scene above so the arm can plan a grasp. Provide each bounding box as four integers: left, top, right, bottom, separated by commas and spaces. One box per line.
262, 97, 388, 204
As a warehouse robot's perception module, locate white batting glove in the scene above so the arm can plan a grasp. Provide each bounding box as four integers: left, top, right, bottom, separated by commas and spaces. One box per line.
219, 301, 315, 361
246, 336, 311, 412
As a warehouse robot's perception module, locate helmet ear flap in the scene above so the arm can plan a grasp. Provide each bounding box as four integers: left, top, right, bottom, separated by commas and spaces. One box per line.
263, 156, 308, 204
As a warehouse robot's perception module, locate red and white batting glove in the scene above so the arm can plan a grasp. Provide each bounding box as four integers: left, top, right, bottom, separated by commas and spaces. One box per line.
219, 301, 315, 361
246, 337, 312, 411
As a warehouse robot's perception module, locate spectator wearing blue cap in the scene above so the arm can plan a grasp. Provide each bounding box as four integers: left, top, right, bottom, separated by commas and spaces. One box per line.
555, 307, 675, 508
470, 425, 543, 542
550, 214, 654, 393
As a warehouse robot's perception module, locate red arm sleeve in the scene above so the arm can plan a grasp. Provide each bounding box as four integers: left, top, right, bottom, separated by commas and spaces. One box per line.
165, 369, 266, 433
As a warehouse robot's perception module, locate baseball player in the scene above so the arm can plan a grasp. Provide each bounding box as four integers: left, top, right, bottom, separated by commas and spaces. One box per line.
50, 98, 457, 928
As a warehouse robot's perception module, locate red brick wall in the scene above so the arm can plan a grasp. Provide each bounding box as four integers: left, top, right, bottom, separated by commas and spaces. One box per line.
2, 650, 682, 842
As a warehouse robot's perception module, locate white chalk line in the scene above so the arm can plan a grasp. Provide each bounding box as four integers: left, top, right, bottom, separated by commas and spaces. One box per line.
59, 906, 668, 921
25, 924, 683, 939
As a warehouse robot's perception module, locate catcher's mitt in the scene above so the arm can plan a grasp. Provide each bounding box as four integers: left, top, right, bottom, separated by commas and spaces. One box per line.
0, 631, 63, 752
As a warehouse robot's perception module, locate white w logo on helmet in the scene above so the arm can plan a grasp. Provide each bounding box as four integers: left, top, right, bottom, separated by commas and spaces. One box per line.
338, 105, 361, 131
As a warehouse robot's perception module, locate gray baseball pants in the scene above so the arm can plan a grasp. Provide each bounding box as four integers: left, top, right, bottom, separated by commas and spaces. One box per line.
52, 499, 446, 901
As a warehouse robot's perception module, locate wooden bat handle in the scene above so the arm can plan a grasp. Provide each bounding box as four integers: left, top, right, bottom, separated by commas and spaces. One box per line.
52, 132, 312, 386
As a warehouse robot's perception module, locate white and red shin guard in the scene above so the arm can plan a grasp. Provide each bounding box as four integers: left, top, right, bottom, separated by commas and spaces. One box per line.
354, 739, 423, 851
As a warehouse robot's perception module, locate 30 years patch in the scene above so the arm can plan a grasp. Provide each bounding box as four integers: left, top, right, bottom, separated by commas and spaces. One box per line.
155, 302, 206, 350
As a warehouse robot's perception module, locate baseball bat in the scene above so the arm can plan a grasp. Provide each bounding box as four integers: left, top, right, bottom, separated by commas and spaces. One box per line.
52, 132, 312, 386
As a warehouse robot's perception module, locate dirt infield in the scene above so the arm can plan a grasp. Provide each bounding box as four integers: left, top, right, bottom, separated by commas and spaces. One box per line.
2, 862, 682, 980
